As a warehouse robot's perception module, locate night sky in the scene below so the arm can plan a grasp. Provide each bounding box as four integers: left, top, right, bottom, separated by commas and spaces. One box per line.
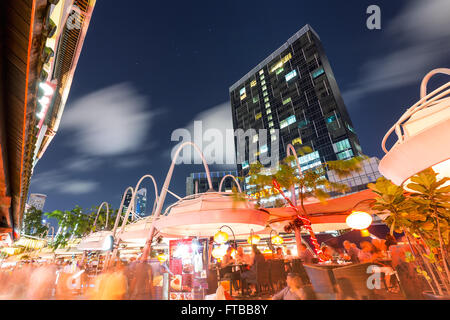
29, 0, 450, 220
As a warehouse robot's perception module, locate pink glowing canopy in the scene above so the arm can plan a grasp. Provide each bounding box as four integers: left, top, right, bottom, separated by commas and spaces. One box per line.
154, 192, 269, 238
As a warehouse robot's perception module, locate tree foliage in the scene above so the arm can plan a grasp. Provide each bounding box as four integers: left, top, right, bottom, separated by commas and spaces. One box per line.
44, 205, 119, 250
22, 206, 48, 237
368, 168, 450, 295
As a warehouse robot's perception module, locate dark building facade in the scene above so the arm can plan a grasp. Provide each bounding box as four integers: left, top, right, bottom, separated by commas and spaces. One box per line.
186, 170, 239, 196
229, 25, 362, 176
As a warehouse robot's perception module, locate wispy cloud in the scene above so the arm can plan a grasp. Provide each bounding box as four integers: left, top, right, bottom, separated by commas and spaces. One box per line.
30, 169, 99, 195
342, 0, 450, 104
113, 157, 147, 169
60, 83, 154, 156
31, 83, 157, 195
66, 157, 102, 172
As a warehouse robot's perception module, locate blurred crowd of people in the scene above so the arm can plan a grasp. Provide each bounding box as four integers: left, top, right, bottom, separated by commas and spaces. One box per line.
0, 256, 156, 300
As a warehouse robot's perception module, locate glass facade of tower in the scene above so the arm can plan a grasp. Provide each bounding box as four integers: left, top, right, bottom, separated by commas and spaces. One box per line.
229, 25, 362, 176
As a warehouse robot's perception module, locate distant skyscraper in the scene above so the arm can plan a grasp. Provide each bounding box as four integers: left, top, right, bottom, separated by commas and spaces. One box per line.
135, 188, 147, 216
26, 194, 47, 211
122, 189, 133, 215
229, 25, 362, 177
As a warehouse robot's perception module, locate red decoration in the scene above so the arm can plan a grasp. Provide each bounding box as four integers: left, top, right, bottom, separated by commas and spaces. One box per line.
271, 178, 327, 262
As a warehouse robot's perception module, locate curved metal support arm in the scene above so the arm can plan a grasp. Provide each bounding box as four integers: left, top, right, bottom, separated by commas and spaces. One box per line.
218, 174, 242, 193
219, 225, 236, 246
92, 202, 110, 234
111, 187, 134, 239
141, 142, 213, 261
117, 174, 159, 236
286, 144, 303, 177
382, 68, 450, 154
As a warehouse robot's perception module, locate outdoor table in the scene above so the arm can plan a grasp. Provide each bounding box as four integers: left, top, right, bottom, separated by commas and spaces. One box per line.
221, 263, 248, 297
303, 262, 352, 298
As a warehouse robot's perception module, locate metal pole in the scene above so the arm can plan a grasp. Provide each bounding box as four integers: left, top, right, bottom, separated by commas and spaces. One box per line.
104, 186, 134, 270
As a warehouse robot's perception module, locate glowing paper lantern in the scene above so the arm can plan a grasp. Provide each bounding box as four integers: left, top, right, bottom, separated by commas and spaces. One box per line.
346, 211, 373, 230
214, 230, 229, 244
212, 245, 227, 260
271, 235, 284, 245
247, 234, 260, 245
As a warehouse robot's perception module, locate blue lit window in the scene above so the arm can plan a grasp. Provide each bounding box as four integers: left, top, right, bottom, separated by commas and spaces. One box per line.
326, 115, 336, 123
312, 68, 324, 79
337, 149, 354, 160
280, 115, 296, 129
285, 70, 297, 82
335, 139, 351, 152
242, 161, 249, 169
298, 119, 308, 129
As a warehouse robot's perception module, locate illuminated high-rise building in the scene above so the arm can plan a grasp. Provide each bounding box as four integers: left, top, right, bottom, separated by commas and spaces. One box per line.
229, 25, 362, 177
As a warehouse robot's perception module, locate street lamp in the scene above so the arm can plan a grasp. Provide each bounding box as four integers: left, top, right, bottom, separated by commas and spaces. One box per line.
379, 68, 450, 190
270, 229, 284, 245
214, 225, 236, 248
346, 199, 375, 237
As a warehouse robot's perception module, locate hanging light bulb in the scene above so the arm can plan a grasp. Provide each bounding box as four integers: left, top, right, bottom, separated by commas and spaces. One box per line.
247, 234, 260, 245
346, 211, 373, 230
271, 234, 284, 245
213, 230, 229, 244
212, 245, 227, 260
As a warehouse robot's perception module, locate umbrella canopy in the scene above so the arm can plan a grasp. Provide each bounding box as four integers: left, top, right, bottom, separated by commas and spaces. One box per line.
155, 192, 270, 238
77, 230, 113, 251
266, 189, 378, 233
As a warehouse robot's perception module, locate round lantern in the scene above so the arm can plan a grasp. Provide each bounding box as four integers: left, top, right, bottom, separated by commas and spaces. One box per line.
271, 234, 284, 245
212, 245, 227, 260
247, 234, 260, 245
213, 230, 229, 244
346, 211, 373, 230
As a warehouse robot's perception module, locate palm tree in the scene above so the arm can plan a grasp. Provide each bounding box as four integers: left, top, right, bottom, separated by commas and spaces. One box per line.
241, 145, 366, 260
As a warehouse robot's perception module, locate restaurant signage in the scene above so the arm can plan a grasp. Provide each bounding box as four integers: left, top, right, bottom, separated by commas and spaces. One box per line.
169, 238, 208, 300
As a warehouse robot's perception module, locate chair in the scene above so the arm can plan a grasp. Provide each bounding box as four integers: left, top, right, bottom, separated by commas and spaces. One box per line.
269, 260, 286, 291
303, 264, 337, 300
245, 261, 271, 296
332, 262, 379, 300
